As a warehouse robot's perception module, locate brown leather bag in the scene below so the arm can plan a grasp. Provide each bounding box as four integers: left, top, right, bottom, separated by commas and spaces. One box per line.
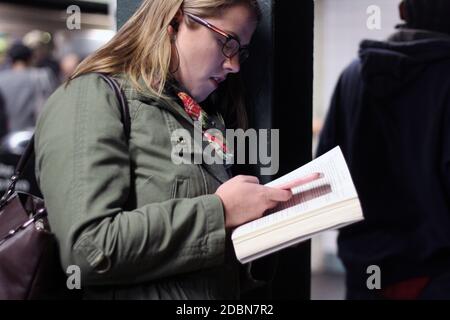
0, 74, 129, 299
0, 187, 70, 299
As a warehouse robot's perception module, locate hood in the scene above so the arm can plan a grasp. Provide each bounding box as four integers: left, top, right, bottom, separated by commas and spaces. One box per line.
359, 29, 450, 98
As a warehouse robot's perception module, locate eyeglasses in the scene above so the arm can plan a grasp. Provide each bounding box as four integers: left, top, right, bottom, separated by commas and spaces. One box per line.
185, 12, 250, 63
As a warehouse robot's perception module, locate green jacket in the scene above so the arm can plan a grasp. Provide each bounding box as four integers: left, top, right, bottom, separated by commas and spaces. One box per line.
35, 73, 243, 299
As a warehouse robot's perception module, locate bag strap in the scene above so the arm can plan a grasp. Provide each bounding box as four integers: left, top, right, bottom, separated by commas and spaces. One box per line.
96, 73, 131, 139
0, 73, 131, 205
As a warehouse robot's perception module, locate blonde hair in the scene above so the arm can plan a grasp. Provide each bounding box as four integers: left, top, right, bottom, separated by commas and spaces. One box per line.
70, 0, 261, 128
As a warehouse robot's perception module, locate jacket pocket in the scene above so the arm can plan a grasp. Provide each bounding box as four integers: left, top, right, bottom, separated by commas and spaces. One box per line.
171, 177, 190, 199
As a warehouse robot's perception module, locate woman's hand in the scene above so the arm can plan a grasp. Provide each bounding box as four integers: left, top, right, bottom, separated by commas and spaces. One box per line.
215, 175, 293, 229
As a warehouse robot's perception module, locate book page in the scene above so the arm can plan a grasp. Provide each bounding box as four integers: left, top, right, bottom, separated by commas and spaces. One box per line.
232, 146, 358, 238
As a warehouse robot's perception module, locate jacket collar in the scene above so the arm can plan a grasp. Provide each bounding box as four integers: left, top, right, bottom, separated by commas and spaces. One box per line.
129, 76, 197, 127
120, 75, 231, 184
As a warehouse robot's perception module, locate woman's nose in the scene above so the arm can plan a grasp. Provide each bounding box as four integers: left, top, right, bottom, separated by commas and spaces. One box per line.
223, 55, 240, 73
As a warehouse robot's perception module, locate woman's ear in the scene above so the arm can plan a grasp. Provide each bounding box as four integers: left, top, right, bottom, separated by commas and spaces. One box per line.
168, 24, 176, 37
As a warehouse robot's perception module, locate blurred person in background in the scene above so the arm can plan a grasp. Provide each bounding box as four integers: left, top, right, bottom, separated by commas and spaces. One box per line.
0, 42, 55, 135
317, 0, 450, 300
23, 30, 60, 82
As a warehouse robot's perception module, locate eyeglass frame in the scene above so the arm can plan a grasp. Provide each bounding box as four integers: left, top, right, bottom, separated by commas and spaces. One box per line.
184, 12, 250, 62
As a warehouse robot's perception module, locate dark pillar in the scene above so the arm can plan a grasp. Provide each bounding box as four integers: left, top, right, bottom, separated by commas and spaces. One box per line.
270, 0, 314, 300
117, 0, 314, 300
239, 0, 313, 300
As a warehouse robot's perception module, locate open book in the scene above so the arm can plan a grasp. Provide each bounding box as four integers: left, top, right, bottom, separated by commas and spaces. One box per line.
231, 146, 364, 264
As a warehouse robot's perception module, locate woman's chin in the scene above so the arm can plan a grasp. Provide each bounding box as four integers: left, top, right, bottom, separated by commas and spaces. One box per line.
196, 91, 214, 103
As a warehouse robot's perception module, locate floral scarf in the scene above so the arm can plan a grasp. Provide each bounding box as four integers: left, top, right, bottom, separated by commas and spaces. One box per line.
177, 91, 233, 163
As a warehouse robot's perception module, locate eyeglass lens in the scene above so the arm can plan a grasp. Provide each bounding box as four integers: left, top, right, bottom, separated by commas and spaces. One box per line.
223, 38, 249, 62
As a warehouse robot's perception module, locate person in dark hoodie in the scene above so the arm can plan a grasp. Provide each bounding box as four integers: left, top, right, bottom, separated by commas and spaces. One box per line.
317, 0, 450, 300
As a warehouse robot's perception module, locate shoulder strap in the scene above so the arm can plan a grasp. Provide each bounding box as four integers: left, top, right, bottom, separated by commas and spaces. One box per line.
96, 73, 131, 140
0, 73, 131, 204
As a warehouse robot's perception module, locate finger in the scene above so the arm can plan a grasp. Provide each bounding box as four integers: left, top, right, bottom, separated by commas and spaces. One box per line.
264, 187, 293, 202
274, 172, 324, 190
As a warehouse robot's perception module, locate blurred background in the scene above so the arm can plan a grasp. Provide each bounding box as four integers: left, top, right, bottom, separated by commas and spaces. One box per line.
311, 0, 402, 299
0, 0, 403, 300
0, 0, 115, 198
